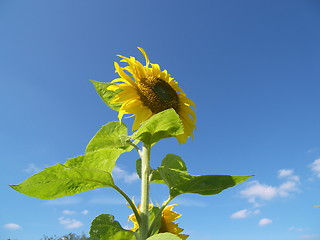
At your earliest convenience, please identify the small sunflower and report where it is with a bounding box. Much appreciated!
[158,204,189,240]
[128,204,189,240]
[108,47,196,144]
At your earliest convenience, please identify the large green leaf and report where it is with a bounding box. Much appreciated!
[89,214,135,240]
[158,167,253,198]
[150,154,188,184]
[149,154,253,198]
[91,80,122,111]
[132,109,184,146]
[86,121,132,153]
[10,121,134,200]
[9,164,114,200]
[65,148,123,172]
[147,233,181,240]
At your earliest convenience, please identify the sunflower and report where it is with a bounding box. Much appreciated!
[108,47,196,144]
[158,204,189,240]
[128,204,189,240]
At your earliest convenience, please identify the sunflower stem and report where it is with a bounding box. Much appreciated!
[139,144,151,240]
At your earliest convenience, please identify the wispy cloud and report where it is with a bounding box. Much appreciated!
[113,166,139,184]
[299,234,320,239]
[230,209,260,219]
[3,223,22,230]
[81,210,89,215]
[289,226,309,232]
[89,196,125,205]
[278,169,300,182]
[309,159,320,178]
[173,198,207,207]
[58,217,83,229]
[45,197,82,205]
[24,163,41,174]
[62,209,89,215]
[62,210,77,215]
[258,218,272,226]
[240,169,300,206]
[306,148,318,154]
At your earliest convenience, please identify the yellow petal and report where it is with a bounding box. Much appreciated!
[180,94,196,108]
[132,107,152,130]
[111,86,139,103]
[137,47,150,67]
[151,63,161,77]
[180,104,196,121]
[178,234,189,240]
[114,62,136,86]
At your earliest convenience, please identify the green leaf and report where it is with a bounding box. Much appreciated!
[161,154,187,171]
[91,80,122,111]
[9,164,114,199]
[150,154,253,198]
[150,154,187,184]
[86,121,132,153]
[158,167,253,198]
[90,214,135,240]
[132,109,184,146]
[147,233,181,240]
[65,148,122,172]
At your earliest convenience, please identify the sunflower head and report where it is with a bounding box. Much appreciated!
[109,47,196,144]
[128,204,189,240]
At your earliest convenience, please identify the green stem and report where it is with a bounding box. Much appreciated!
[113,185,141,225]
[147,196,173,237]
[139,144,151,240]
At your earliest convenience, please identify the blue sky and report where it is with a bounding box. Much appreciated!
[1,0,320,239]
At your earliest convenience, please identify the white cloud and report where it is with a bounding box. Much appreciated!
[278,169,300,182]
[81,210,89,215]
[230,209,250,219]
[24,163,41,174]
[289,226,308,232]
[89,197,125,205]
[45,197,82,205]
[58,217,83,229]
[240,181,277,205]
[277,181,299,197]
[258,218,272,226]
[310,159,320,178]
[3,223,22,230]
[62,210,77,215]
[174,198,207,207]
[230,209,260,219]
[278,169,293,178]
[307,148,318,154]
[240,169,300,206]
[299,234,320,239]
[113,166,139,184]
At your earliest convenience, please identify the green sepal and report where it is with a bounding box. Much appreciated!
[148,206,162,234]
[89,214,135,240]
[132,109,184,146]
[9,164,114,200]
[91,80,122,111]
[147,233,181,240]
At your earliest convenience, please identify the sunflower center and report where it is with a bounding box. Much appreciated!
[137,77,180,114]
